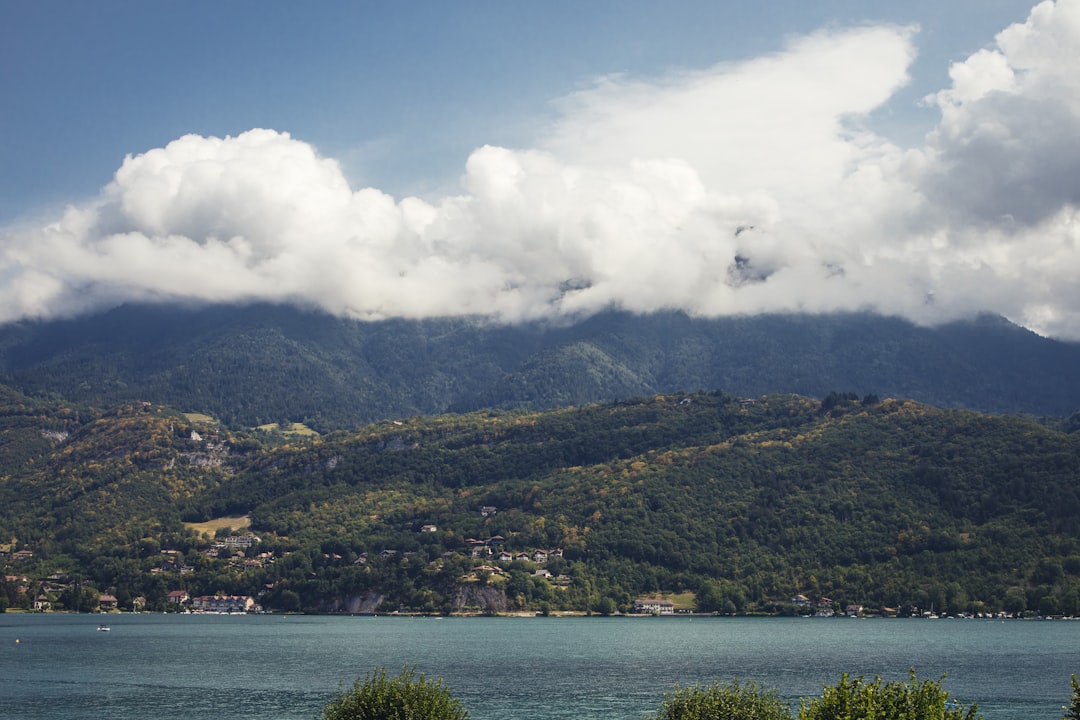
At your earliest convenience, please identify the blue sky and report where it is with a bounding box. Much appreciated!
[0,0,1036,217]
[3,1,1080,338]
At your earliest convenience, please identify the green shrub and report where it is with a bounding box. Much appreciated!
[651,679,793,720]
[1065,674,1080,720]
[319,666,468,720]
[797,671,980,720]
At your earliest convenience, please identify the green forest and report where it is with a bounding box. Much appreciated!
[3,382,1080,617]
[4,304,1080,431]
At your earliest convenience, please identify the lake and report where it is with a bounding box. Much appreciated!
[2,614,1078,719]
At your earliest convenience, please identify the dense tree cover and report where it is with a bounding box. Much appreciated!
[2,386,1080,616]
[3,304,1080,431]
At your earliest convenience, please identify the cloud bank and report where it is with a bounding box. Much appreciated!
[4,1,1080,337]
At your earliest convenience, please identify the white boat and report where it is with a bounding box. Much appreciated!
[96,623,111,632]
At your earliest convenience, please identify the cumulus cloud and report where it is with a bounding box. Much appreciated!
[3,1,1080,337]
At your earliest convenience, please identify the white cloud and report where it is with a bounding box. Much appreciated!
[3,1,1080,337]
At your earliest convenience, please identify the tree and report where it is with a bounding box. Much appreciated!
[595,596,617,616]
[798,672,981,720]
[651,680,792,720]
[319,666,468,720]
[1065,674,1080,720]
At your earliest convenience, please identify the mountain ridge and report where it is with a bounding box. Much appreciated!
[1,303,1078,431]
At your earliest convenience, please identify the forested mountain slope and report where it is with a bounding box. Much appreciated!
[1,304,1078,430]
[3,387,1079,616]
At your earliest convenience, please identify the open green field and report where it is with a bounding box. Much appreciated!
[184,515,251,537]
[256,421,319,436]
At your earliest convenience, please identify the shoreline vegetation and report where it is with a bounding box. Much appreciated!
[8,605,1080,621]
[321,667,1080,720]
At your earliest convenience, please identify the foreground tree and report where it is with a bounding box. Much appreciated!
[1065,674,1080,720]
[797,672,980,720]
[319,666,468,720]
[650,679,793,720]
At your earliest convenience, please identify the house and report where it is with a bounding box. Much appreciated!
[98,594,118,610]
[845,604,864,617]
[223,534,260,549]
[634,598,675,615]
[791,594,811,606]
[533,569,552,579]
[167,589,190,605]
[497,551,514,563]
[480,506,497,517]
[12,549,33,561]
[33,594,51,611]
[420,524,438,533]
[531,550,549,564]
[192,595,257,613]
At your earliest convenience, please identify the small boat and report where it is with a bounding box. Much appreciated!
[96,623,111,632]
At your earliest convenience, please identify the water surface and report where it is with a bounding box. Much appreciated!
[2,614,1076,719]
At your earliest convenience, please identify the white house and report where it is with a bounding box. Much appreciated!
[634,598,675,615]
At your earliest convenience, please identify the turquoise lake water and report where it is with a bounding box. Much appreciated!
[1,614,1077,719]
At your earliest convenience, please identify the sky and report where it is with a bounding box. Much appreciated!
[3,1,1080,338]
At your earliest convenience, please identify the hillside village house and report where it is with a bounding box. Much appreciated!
[98,594,118,610]
[167,589,190,605]
[223,534,260,549]
[192,595,257,613]
[634,597,675,615]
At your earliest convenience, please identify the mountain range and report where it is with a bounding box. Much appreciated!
[3,304,1080,615]
[1,303,1078,431]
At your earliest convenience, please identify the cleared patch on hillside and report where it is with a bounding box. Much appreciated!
[185,515,250,537]
[256,421,319,436]
[183,412,216,424]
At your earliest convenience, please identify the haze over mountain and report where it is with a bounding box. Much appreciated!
[3,2,1080,338]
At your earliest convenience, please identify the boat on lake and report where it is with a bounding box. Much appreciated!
[96,623,110,632]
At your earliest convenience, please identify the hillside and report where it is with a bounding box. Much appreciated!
[2,387,1079,617]
[1,304,1079,431]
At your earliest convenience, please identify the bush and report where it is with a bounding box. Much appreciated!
[319,666,468,720]
[651,679,793,720]
[1066,674,1080,720]
[797,671,980,720]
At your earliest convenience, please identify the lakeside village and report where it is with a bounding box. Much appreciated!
[0,514,1049,619]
